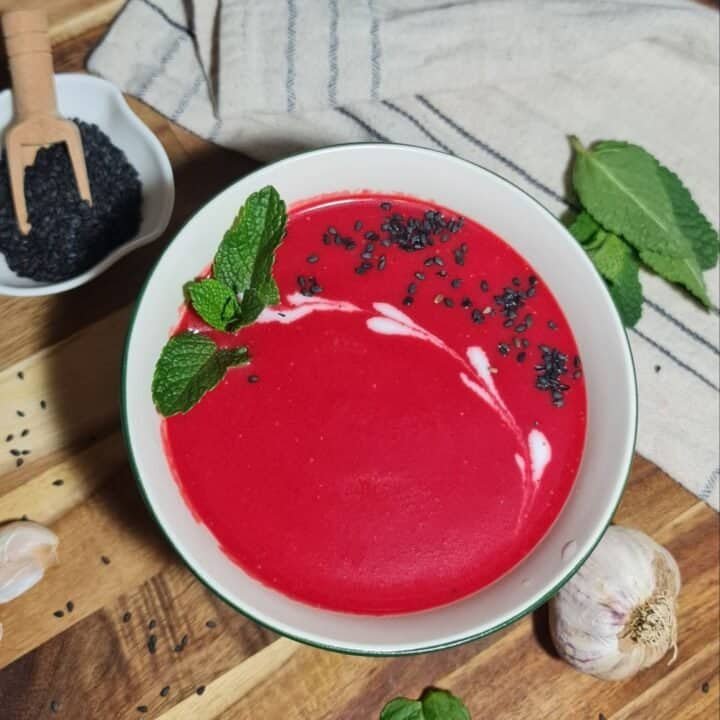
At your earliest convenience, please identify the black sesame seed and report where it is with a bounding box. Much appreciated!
[101,555,111,565]
[377,255,387,271]
[310,284,323,295]
[52,478,64,486]
[364,231,378,241]
[480,280,489,292]
[436,270,448,278]
[16,458,23,467]
[403,296,414,306]
[181,634,189,647]
[701,682,710,693]
[434,256,445,266]
[380,201,392,211]
[354,220,363,231]
[196,686,206,696]
[17,371,24,380]
[21,429,29,437]
[654,364,661,373]
[574,355,581,368]
[66,600,74,612]
[526,287,537,297]
[148,635,157,653]
[512,277,521,287]
[471,309,484,324]
[16,410,24,417]
[598,714,607,720]
[414,271,425,281]
[297,275,307,288]
[529,275,538,285]
[451,278,462,288]
[161,686,170,697]
[443,297,454,308]
[407,283,417,295]
[137,706,148,713]
[206,620,217,628]
[503,319,514,328]
[5,434,12,442]
[498,343,510,356]
[322,233,331,245]
[123,611,132,623]
[40,400,47,410]
[54,610,64,618]
[328,226,338,235]
[10,449,20,456]
[424,257,435,267]
[461,297,472,309]
[148,619,156,630]
[517,352,526,363]
[344,239,357,250]
[21,450,30,455]
[306,254,319,264]
[50,700,60,713]
[248,375,260,384]
[548,320,558,330]
[515,323,527,333]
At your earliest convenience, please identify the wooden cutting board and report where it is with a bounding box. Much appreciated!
[0,2,717,718]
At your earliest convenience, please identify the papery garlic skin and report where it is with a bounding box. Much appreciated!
[549,526,680,681]
[0,521,59,604]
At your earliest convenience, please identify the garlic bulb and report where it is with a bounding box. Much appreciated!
[549,525,680,681]
[0,521,59,605]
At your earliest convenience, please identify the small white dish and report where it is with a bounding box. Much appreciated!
[123,144,637,655]
[0,73,174,297]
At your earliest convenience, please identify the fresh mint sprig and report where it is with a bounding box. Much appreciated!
[152,186,287,416]
[567,137,718,326]
[380,688,471,720]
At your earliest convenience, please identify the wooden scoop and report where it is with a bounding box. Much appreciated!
[2,9,91,235]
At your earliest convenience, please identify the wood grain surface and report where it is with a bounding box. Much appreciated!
[0,2,718,718]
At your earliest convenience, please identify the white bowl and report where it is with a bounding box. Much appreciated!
[123,144,637,655]
[0,73,174,296]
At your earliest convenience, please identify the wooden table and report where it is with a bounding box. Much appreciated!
[0,2,717,718]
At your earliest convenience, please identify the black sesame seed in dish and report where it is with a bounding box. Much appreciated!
[0,120,142,282]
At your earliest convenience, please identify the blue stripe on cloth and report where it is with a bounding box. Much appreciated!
[415,94,570,207]
[631,327,719,392]
[286,0,297,112]
[699,468,719,501]
[135,34,187,100]
[137,0,194,38]
[644,298,719,355]
[171,74,205,122]
[336,107,390,141]
[368,0,381,101]
[328,0,339,105]
[380,99,454,153]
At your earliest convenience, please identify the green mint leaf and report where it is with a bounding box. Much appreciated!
[421,689,471,720]
[586,230,643,326]
[213,185,287,305]
[658,163,719,270]
[152,332,249,416]
[639,248,711,307]
[567,210,600,245]
[380,699,424,720]
[571,137,688,259]
[186,278,241,331]
[380,690,470,720]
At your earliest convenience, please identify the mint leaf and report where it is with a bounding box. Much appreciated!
[421,689,471,720]
[567,211,600,245]
[585,230,643,327]
[214,185,286,305]
[380,690,470,720]
[380,699,424,720]
[186,278,241,331]
[570,138,687,258]
[639,248,710,306]
[152,332,249,416]
[658,163,719,270]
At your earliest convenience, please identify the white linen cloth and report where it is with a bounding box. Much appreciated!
[88,0,720,509]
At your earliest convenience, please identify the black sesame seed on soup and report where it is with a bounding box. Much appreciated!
[0,120,142,282]
[163,193,587,615]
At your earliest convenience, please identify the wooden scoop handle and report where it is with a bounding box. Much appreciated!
[2,10,58,120]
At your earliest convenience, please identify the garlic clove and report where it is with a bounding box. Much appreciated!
[0,521,59,604]
[549,525,680,681]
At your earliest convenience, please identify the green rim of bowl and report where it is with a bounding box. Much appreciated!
[121,142,638,656]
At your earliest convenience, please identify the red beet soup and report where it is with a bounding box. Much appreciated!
[163,193,587,614]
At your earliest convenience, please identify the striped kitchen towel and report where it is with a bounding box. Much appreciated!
[88,0,720,509]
